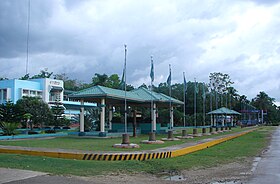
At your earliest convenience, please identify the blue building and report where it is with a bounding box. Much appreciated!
[0,78,96,117]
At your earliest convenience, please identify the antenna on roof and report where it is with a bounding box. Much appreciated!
[25,0,30,75]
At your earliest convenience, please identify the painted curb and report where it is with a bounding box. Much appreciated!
[0,129,254,161]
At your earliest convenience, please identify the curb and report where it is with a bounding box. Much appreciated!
[0,129,254,161]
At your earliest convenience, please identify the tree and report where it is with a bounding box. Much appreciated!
[19,73,30,80]
[0,101,20,135]
[251,91,279,124]
[0,77,8,80]
[92,73,108,86]
[0,101,20,123]
[31,69,53,79]
[51,100,65,126]
[54,73,82,91]
[252,91,274,111]
[209,72,233,108]
[16,97,53,128]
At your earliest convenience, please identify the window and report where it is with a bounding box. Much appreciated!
[30,90,36,96]
[49,91,61,102]
[3,89,7,100]
[23,89,29,96]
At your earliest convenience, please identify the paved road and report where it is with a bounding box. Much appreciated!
[247,126,280,184]
[0,168,93,184]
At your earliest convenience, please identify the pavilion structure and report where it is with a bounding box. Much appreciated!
[207,107,241,127]
[69,85,183,136]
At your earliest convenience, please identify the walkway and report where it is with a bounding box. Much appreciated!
[247,126,280,184]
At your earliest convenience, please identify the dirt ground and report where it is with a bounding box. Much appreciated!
[73,158,255,184]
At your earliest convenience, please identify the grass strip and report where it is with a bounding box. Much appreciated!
[0,126,275,176]
[0,127,245,152]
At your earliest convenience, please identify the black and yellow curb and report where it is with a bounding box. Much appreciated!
[0,129,254,161]
[82,152,172,161]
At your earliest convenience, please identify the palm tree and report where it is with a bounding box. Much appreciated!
[252,91,275,110]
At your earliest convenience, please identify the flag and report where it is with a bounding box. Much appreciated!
[183,72,187,93]
[167,64,171,86]
[119,67,125,90]
[119,45,127,90]
[150,56,154,82]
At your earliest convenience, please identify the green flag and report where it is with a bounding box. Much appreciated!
[150,56,154,82]
[183,72,187,93]
[167,65,171,86]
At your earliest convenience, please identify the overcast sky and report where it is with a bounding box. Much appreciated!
[1,0,280,103]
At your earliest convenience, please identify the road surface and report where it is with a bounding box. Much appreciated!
[247,126,280,184]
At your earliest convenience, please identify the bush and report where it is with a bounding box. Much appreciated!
[62,126,70,130]
[28,131,39,135]
[53,126,61,130]
[0,122,19,136]
[45,129,56,134]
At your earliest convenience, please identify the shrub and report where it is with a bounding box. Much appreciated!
[28,131,39,135]
[45,129,56,134]
[0,122,19,136]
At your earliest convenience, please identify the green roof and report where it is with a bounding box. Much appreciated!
[207,107,241,115]
[69,86,183,105]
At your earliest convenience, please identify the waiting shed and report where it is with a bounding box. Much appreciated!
[207,107,241,127]
[69,85,183,135]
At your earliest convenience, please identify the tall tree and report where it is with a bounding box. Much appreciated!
[209,72,233,108]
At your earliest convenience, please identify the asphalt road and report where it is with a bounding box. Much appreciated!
[247,126,280,184]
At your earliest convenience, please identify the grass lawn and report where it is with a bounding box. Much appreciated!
[0,127,245,151]
[0,126,275,176]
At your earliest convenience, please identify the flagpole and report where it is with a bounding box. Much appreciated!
[168,64,172,129]
[124,44,127,134]
[203,83,206,126]
[150,56,154,132]
[194,78,197,127]
[183,72,186,127]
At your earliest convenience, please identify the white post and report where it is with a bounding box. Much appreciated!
[80,99,84,132]
[231,116,234,126]
[214,115,216,127]
[100,98,105,132]
[109,105,113,130]
[152,103,157,131]
[171,106,174,128]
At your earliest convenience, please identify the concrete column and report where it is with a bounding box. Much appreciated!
[214,115,217,127]
[211,115,213,126]
[171,106,174,128]
[152,103,157,132]
[109,105,113,130]
[231,116,234,127]
[79,99,84,132]
[100,98,105,133]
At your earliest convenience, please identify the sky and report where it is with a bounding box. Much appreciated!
[1,0,280,104]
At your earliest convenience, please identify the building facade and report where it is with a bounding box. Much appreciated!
[0,78,95,117]
[0,78,63,105]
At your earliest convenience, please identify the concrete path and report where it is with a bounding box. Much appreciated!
[0,168,46,184]
[247,126,280,184]
[0,168,96,184]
